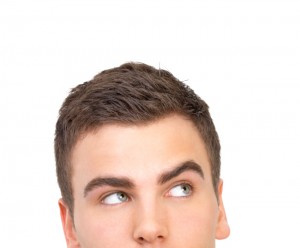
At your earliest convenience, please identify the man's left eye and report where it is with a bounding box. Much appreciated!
[168,183,192,197]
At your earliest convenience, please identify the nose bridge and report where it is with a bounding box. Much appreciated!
[133,193,168,243]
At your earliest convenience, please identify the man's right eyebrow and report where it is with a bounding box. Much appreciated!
[83,177,135,197]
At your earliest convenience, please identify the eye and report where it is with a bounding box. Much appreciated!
[168,183,192,197]
[102,192,129,205]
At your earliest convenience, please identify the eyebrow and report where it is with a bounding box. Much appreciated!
[83,160,204,197]
[84,177,134,197]
[158,160,205,184]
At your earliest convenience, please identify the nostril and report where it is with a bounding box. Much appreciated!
[138,235,163,243]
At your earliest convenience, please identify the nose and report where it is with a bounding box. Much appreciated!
[133,203,168,244]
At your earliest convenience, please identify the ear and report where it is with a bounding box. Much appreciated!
[58,199,80,248]
[215,179,230,240]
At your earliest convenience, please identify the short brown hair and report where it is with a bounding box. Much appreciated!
[55,62,221,215]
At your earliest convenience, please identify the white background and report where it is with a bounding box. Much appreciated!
[1,0,299,247]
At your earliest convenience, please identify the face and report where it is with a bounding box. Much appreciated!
[59,114,230,248]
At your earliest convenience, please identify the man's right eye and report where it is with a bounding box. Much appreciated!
[102,192,129,205]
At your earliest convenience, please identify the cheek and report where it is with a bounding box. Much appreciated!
[74,207,132,248]
[169,199,219,244]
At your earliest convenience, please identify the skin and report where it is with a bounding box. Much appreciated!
[59,114,230,248]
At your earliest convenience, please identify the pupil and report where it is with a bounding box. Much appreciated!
[118,193,125,200]
[182,185,189,192]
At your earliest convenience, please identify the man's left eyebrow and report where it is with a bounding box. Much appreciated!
[158,160,205,184]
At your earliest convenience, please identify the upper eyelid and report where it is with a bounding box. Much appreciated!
[173,182,193,189]
[167,180,194,189]
[162,169,202,188]
[165,181,194,194]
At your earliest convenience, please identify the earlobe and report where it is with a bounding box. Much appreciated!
[215,180,230,240]
[58,199,80,248]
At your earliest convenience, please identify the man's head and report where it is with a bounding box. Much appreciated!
[55,62,230,247]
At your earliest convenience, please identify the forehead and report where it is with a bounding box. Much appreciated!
[70,114,211,188]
